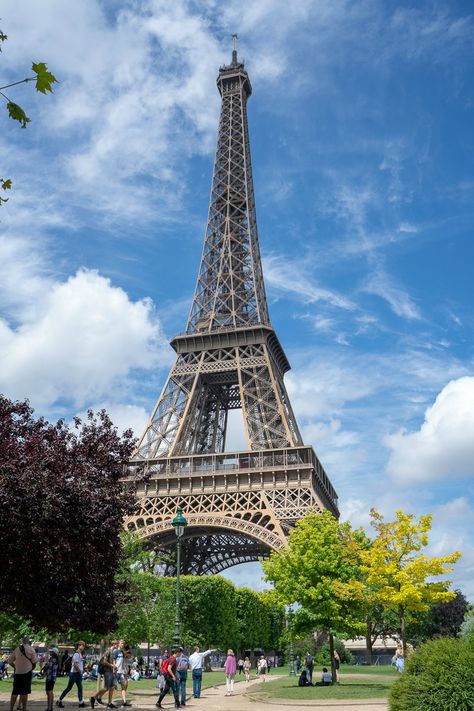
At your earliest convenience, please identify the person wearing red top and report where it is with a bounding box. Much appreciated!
[156,649,180,709]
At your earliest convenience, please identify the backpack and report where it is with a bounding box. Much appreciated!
[63,655,73,674]
[177,655,188,672]
[98,660,105,675]
[305,655,313,667]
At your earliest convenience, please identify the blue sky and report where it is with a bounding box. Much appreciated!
[1,1,473,599]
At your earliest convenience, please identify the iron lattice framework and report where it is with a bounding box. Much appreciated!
[126,42,339,573]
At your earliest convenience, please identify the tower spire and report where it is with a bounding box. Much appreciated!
[187,39,265,334]
[232,33,238,64]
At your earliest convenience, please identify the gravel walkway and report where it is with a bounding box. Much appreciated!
[0,676,389,711]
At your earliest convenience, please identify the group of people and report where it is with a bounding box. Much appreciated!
[235,655,270,682]
[154,644,215,708]
[4,638,134,711]
[4,639,283,711]
[296,650,341,687]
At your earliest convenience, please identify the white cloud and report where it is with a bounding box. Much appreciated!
[0,268,167,409]
[385,376,474,483]
[264,253,356,310]
[363,268,422,320]
[76,403,150,438]
[286,359,373,420]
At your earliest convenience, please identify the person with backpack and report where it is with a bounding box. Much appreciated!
[156,648,180,709]
[6,636,37,711]
[90,643,117,709]
[304,652,314,684]
[175,648,189,708]
[56,641,86,708]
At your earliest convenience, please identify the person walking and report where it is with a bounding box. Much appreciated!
[237,658,244,675]
[175,648,189,708]
[7,636,37,711]
[156,649,180,709]
[243,657,251,683]
[257,656,267,682]
[44,648,60,711]
[224,650,236,697]
[57,641,86,708]
[188,646,215,699]
[113,641,131,707]
[90,643,117,709]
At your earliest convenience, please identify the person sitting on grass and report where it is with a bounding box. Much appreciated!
[314,668,332,686]
[298,669,312,687]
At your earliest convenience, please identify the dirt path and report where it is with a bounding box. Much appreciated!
[0,675,389,711]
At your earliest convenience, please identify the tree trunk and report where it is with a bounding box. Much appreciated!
[329,633,336,685]
[400,606,406,657]
[365,621,374,665]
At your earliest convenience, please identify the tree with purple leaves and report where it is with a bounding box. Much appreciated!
[0,396,135,633]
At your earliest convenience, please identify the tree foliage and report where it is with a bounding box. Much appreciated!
[361,509,461,653]
[114,534,285,652]
[263,510,367,682]
[0,396,135,633]
[406,589,469,644]
[263,510,366,638]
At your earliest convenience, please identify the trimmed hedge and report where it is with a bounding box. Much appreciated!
[389,637,474,711]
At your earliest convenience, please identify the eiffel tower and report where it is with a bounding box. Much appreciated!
[126,38,339,574]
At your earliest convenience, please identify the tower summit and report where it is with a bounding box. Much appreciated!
[126,42,339,574]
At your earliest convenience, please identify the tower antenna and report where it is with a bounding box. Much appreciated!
[232,33,238,64]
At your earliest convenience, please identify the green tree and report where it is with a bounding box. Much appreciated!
[361,509,461,655]
[263,510,366,683]
[235,587,266,651]
[406,589,469,644]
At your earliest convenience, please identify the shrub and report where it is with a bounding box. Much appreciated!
[314,639,352,665]
[389,637,474,711]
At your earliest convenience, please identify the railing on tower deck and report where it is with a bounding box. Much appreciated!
[127,445,339,515]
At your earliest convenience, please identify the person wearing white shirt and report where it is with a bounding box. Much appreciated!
[7,636,37,711]
[57,641,86,708]
[320,668,332,685]
[188,647,215,699]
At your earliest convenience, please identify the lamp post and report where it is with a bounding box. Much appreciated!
[288,605,296,677]
[172,507,187,648]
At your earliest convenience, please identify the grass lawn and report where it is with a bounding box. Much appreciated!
[342,664,399,676]
[247,669,396,701]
